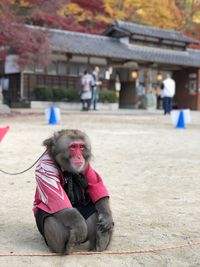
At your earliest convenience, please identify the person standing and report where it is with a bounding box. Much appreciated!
[161,73,176,115]
[80,70,93,111]
[91,66,102,110]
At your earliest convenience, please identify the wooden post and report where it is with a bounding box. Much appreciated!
[144,67,153,93]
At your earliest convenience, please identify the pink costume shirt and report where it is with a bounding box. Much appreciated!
[33,153,109,216]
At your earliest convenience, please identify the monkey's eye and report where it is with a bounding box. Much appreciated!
[69,143,85,151]
[79,144,85,151]
[69,144,76,150]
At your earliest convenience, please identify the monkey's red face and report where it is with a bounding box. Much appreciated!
[45,130,91,173]
[69,141,86,172]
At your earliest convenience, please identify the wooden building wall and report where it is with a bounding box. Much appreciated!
[173,68,199,110]
[23,74,81,99]
[119,81,137,108]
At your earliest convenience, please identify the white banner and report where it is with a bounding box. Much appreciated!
[5,55,20,74]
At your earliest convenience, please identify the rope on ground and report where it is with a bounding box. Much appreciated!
[0,150,47,175]
[1,241,200,256]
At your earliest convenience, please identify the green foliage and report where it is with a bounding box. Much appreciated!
[33,86,53,101]
[63,88,80,102]
[52,87,68,101]
[99,89,117,103]
[33,86,80,102]
[33,87,118,103]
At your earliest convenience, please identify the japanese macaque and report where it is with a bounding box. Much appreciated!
[33,129,114,254]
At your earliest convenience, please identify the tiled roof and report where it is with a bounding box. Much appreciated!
[105,20,199,44]
[49,28,200,68]
[50,30,133,59]
[126,43,200,67]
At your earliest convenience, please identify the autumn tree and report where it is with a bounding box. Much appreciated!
[0,0,199,66]
[102,0,137,23]
[72,0,108,32]
[102,0,184,30]
[58,0,108,33]
[61,0,185,32]
[175,0,200,48]
[0,0,68,66]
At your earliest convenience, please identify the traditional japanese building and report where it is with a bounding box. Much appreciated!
[1,20,200,110]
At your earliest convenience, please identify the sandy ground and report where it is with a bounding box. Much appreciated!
[0,108,200,267]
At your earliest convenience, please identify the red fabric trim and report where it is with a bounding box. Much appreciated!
[83,164,109,203]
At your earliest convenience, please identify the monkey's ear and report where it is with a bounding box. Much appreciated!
[43,136,55,149]
[43,132,61,155]
[43,132,60,147]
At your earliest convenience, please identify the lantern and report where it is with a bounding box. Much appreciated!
[157,72,163,81]
[131,70,138,79]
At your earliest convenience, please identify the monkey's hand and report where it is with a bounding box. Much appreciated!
[95,197,114,233]
[54,208,88,246]
[97,213,114,232]
[95,197,114,251]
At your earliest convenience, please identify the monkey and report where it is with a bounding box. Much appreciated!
[33,129,114,254]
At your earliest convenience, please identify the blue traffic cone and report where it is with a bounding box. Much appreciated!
[48,105,57,125]
[176,110,185,129]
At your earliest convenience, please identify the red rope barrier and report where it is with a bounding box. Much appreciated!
[1,241,200,256]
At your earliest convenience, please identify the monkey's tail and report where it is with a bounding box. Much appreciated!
[0,150,47,175]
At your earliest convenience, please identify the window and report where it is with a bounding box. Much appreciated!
[58,62,67,75]
[68,64,78,76]
[78,65,90,76]
[35,64,44,73]
[47,62,57,75]
[24,64,34,73]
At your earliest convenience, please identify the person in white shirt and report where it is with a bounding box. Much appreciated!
[161,73,176,115]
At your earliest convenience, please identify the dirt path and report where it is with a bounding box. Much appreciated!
[0,110,200,267]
